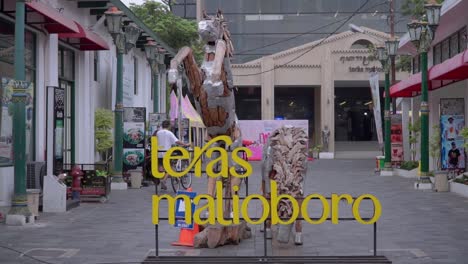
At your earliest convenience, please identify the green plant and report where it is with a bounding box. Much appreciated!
[95,108,114,161]
[313,145,322,153]
[461,127,468,150]
[408,118,421,162]
[96,170,108,177]
[400,160,419,170]
[430,124,441,170]
[453,175,468,185]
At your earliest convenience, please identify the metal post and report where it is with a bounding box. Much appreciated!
[112,51,124,183]
[384,71,392,169]
[177,78,182,140]
[153,73,159,113]
[373,222,377,256]
[8,0,31,218]
[390,0,397,114]
[420,51,429,175]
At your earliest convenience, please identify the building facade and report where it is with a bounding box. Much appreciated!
[390,0,468,171]
[170,0,410,64]
[232,27,410,157]
[0,0,172,207]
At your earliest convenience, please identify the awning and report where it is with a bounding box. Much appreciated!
[59,22,109,51]
[430,50,468,80]
[390,72,422,98]
[25,1,79,34]
[169,91,205,128]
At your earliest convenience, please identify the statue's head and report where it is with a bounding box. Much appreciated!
[198,10,224,43]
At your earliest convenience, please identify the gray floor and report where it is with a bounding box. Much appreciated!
[1,160,467,264]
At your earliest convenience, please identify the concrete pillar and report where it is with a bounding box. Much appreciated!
[401,98,411,161]
[35,34,46,162]
[320,48,335,153]
[196,0,204,22]
[314,87,321,146]
[261,56,275,120]
[45,35,59,176]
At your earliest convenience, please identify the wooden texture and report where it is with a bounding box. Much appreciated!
[194,222,252,248]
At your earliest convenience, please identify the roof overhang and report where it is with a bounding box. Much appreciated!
[59,22,110,51]
[25,1,80,34]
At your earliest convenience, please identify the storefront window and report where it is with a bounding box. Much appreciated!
[235,87,261,120]
[459,27,467,52]
[441,38,450,62]
[433,43,442,65]
[450,34,459,58]
[0,17,36,166]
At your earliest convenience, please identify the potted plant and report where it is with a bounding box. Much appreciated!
[312,145,322,159]
[430,124,443,184]
[395,160,419,178]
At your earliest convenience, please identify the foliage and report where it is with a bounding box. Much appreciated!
[95,108,114,161]
[130,1,203,63]
[408,118,421,162]
[96,170,108,177]
[396,55,412,73]
[430,124,441,170]
[453,175,468,185]
[402,0,445,20]
[461,127,468,150]
[400,160,419,170]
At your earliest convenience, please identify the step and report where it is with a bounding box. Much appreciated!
[142,256,392,263]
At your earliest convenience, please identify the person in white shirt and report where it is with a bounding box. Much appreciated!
[156,120,191,190]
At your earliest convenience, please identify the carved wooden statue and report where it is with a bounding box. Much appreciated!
[168,10,249,248]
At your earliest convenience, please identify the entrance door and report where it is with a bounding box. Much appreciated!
[59,80,73,165]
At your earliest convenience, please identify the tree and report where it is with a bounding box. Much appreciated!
[95,108,114,161]
[402,0,445,20]
[129,1,203,62]
[429,124,441,170]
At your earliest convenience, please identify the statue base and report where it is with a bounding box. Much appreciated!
[194,221,251,248]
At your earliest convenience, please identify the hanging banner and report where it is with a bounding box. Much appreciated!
[391,114,404,164]
[0,78,33,165]
[238,120,308,161]
[440,99,465,170]
[123,107,146,171]
[369,72,383,150]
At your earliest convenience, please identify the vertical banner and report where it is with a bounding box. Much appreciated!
[149,113,166,136]
[369,72,383,150]
[391,114,404,164]
[123,107,146,172]
[0,78,33,165]
[440,99,465,170]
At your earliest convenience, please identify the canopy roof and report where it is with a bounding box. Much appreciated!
[169,91,205,128]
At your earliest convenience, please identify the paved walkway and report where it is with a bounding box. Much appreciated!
[1,159,467,264]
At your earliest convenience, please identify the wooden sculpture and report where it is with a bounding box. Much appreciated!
[168,10,250,248]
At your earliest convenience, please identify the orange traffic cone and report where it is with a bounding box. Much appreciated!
[171,223,199,247]
[172,186,198,247]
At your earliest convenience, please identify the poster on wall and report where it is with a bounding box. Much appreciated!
[0,78,33,165]
[149,113,166,136]
[390,114,404,164]
[174,118,190,143]
[54,88,65,174]
[238,120,309,161]
[123,107,146,172]
[440,98,465,170]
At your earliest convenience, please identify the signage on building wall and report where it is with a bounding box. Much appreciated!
[53,88,65,175]
[339,54,383,73]
[238,120,309,161]
[390,114,404,164]
[440,99,465,170]
[0,78,33,165]
[123,107,146,172]
[149,113,166,136]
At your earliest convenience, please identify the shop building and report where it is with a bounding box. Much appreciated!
[0,0,173,208]
[232,27,409,158]
[390,0,468,171]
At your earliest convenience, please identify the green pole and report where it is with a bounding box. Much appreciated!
[384,70,392,169]
[9,0,31,216]
[420,51,429,175]
[112,51,124,183]
[153,73,159,113]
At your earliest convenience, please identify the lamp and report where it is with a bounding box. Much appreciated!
[425,0,442,39]
[104,7,123,37]
[385,37,400,57]
[407,20,423,46]
[376,45,387,65]
[124,23,141,51]
[144,40,158,62]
